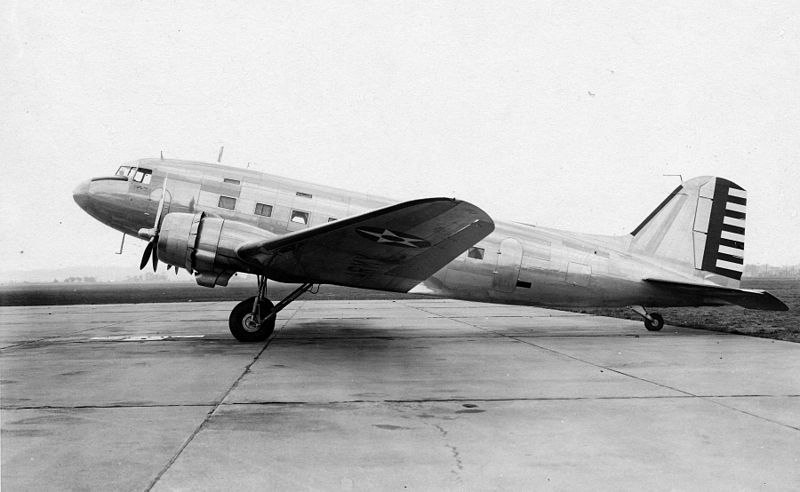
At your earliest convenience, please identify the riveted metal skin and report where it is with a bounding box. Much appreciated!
[156,212,272,286]
[73,159,788,314]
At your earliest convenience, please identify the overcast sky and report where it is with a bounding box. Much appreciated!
[2,1,799,277]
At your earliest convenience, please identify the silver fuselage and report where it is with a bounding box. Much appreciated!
[74,158,718,308]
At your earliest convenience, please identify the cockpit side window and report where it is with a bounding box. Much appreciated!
[133,168,152,184]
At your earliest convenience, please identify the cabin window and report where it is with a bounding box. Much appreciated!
[291,210,309,225]
[218,196,236,210]
[133,168,152,184]
[467,247,485,260]
[254,203,273,217]
[224,178,240,185]
[296,191,313,199]
[328,217,337,222]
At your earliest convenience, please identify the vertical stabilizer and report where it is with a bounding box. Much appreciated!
[629,177,746,287]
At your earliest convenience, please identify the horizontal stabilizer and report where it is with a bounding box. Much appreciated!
[644,278,788,311]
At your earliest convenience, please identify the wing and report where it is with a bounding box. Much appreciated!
[237,198,494,292]
[644,278,789,311]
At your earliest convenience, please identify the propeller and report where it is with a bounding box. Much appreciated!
[138,176,168,271]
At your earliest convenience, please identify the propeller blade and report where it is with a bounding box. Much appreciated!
[154,176,168,229]
[147,175,168,273]
[140,240,154,270]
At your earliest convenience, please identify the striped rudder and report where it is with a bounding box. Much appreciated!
[630,176,747,287]
[697,178,746,280]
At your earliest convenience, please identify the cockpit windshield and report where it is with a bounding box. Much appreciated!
[114,166,151,184]
[116,166,135,178]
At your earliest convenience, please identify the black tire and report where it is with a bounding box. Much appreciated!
[229,296,276,342]
[644,312,664,332]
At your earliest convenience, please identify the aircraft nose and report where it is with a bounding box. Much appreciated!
[72,180,91,210]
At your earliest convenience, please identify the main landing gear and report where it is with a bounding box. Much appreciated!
[630,305,665,332]
[228,276,314,342]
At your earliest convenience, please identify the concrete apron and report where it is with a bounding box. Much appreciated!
[1,299,798,490]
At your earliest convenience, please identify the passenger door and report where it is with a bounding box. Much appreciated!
[492,238,523,293]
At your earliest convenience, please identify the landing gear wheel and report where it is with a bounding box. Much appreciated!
[644,313,664,332]
[229,296,275,342]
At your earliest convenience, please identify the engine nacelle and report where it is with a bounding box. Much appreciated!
[157,212,274,287]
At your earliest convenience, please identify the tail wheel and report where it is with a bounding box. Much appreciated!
[644,313,664,332]
[229,296,276,342]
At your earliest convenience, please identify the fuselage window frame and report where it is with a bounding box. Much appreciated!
[291,210,310,225]
[224,178,241,185]
[467,247,485,260]
[254,202,273,217]
[218,195,237,210]
[133,168,152,184]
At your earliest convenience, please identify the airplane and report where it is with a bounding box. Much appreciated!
[73,157,788,342]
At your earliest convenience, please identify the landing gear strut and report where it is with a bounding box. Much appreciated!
[630,305,665,332]
[228,277,314,342]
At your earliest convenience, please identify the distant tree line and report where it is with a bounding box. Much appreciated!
[744,264,800,278]
[53,273,173,283]
[60,276,97,283]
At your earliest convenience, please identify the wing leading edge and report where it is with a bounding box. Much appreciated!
[644,278,789,311]
[237,198,494,292]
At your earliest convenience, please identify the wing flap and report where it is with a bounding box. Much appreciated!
[237,198,494,292]
[643,278,788,311]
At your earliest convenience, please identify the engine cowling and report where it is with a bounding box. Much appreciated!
[157,212,274,287]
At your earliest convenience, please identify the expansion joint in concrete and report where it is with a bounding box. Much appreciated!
[144,301,304,491]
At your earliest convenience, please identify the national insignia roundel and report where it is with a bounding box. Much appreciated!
[355,227,431,248]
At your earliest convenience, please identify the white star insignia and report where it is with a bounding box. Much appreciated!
[356,228,430,248]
